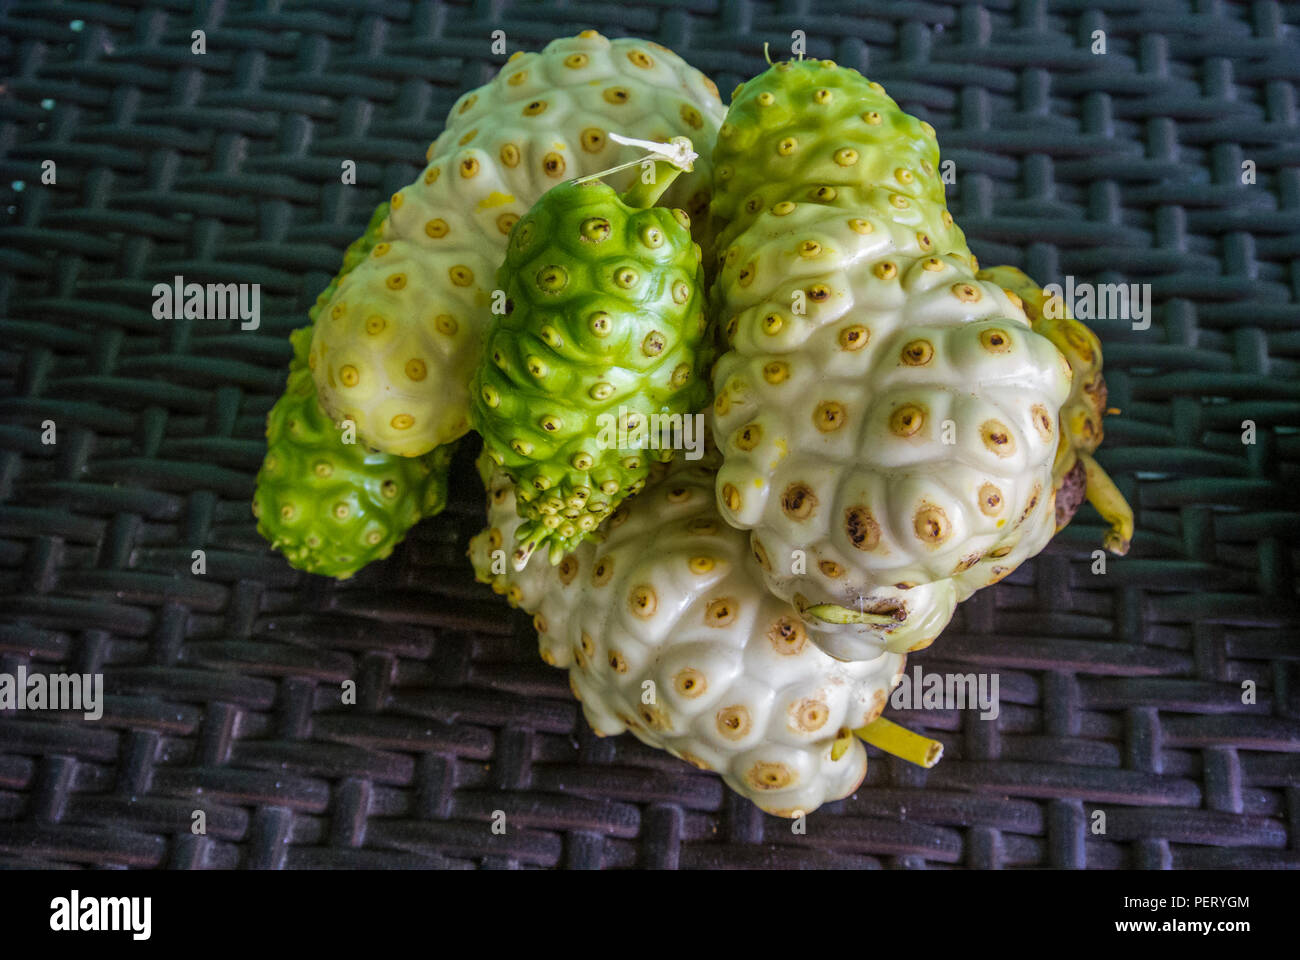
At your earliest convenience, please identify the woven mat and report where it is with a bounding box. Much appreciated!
[1,0,1298,870]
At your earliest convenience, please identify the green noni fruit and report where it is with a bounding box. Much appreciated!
[471,157,710,566]
[253,326,456,579]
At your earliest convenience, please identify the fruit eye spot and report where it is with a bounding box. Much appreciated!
[499,144,520,167]
[615,267,639,288]
[424,219,449,238]
[980,328,1011,352]
[459,157,480,178]
[953,283,982,302]
[777,137,798,156]
[901,340,934,365]
[757,92,775,106]
[448,266,473,286]
[981,420,1016,456]
[405,359,427,380]
[627,50,654,68]
[782,483,817,520]
[808,285,830,301]
[496,212,518,235]
[536,265,568,292]
[339,365,359,387]
[564,53,588,68]
[773,201,796,216]
[581,217,611,242]
[542,152,565,176]
[580,128,605,152]
[873,262,897,280]
[848,218,872,234]
[835,148,859,166]
[642,331,666,356]
[672,281,690,303]
[680,104,702,129]
[814,401,846,432]
[435,314,457,336]
[890,404,926,437]
[603,87,630,104]
[845,506,881,550]
[386,274,407,290]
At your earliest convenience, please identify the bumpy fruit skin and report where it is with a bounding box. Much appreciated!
[709,60,1073,661]
[310,32,725,458]
[977,265,1133,554]
[253,327,456,579]
[471,174,710,565]
[469,454,905,817]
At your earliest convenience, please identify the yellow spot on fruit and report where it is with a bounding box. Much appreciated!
[405,359,427,381]
[424,219,448,239]
[391,414,414,430]
[339,365,359,387]
[386,274,406,290]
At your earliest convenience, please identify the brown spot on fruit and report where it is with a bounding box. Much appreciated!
[980,328,1012,353]
[768,616,807,655]
[746,762,796,790]
[890,404,926,437]
[978,482,1004,516]
[782,483,818,520]
[953,282,981,302]
[558,555,579,585]
[608,651,628,673]
[752,536,772,571]
[705,598,737,627]
[914,504,951,545]
[790,698,829,732]
[818,559,844,578]
[629,585,657,618]
[734,423,762,451]
[716,705,751,740]
[1032,404,1055,441]
[580,128,606,152]
[981,420,1016,456]
[592,557,614,586]
[901,339,934,365]
[839,325,869,350]
[845,506,882,550]
[814,401,846,431]
[674,669,707,698]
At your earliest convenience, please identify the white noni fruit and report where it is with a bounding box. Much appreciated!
[469,453,906,817]
[709,58,1081,661]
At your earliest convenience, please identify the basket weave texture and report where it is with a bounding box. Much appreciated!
[0,0,1298,869]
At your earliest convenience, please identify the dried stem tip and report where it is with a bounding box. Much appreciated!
[855,717,943,768]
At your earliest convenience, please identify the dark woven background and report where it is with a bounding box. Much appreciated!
[0,0,1298,870]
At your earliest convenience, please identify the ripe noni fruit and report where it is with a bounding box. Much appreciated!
[469,453,906,817]
[709,59,1076,661]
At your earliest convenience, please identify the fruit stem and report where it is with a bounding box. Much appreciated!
[804,603,898,626]
[1080,451,1133,556]
[856,717,943,767]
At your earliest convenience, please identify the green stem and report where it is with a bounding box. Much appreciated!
[619,159,684,210]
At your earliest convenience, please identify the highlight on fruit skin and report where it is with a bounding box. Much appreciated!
[976,265,1133,556]
[252,326,457,579]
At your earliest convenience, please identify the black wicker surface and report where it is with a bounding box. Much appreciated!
[0,0,1298,869]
